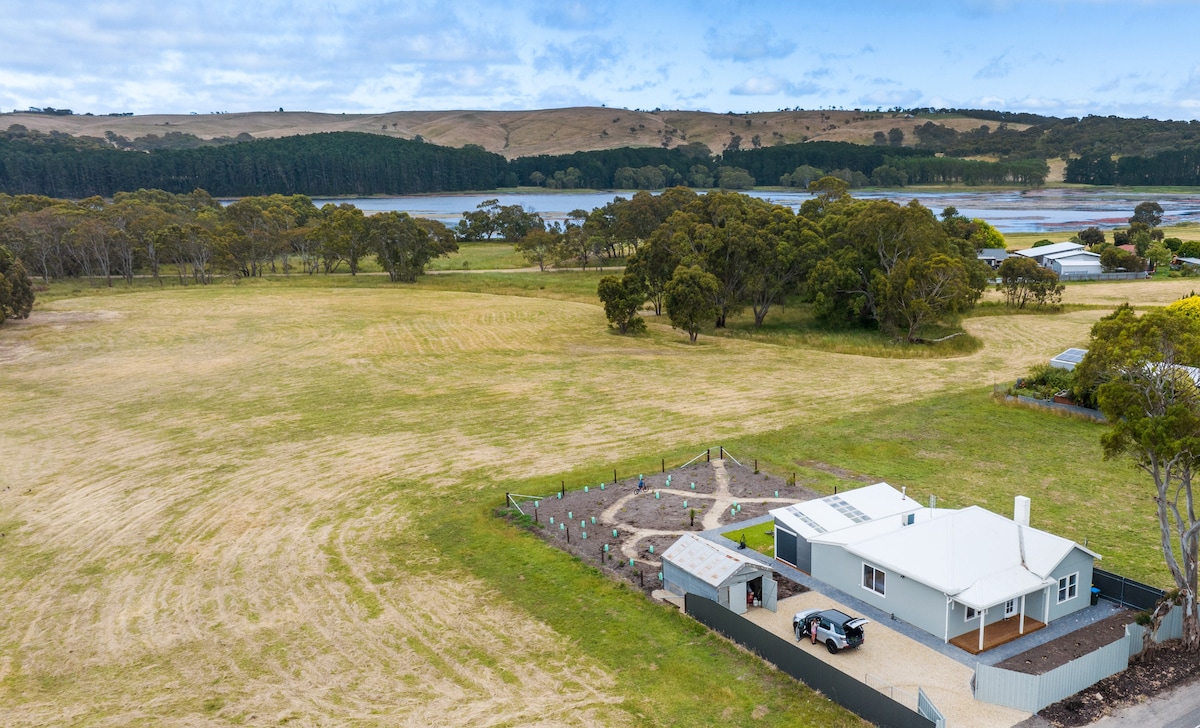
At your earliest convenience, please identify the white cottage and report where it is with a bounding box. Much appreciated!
[808,496,1100,651]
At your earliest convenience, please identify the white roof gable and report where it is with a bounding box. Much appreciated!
[1015,242,1084,258]
[1044,250,1100,262]
[827,505,1099,610]
[770,482,922,539]
[661,533,772,587]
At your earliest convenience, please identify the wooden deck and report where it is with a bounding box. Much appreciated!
[950,616,1046,654]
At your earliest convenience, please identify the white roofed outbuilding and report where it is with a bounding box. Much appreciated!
[661,533,779,614]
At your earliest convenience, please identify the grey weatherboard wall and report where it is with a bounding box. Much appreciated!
[810,543,1096,641]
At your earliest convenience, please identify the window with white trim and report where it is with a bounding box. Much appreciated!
[862,563,886,596]
[1057,573,1078,603]
[965,606,978,621]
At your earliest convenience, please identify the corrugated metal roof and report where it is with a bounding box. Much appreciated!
[770,482,922,539]
[1015,242,1083,258]
[661,533,772,588]
[829,506,1100,610]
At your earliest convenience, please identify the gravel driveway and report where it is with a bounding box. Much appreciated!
[743,592,1032,728]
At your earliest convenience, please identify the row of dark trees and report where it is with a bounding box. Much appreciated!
[0,189,457,287]
[598,180,995,342]
[0,125,1052,198]
[1066,148,1200,186]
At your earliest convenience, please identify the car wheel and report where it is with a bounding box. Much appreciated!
[826,639,838,654]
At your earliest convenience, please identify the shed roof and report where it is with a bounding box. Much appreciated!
[770,482,922,539]
[661,533,773,588]
[1015,242,1083,259]
[815,505,1100,610]
[1044,250,1100,262]
[1050,348,1088,370]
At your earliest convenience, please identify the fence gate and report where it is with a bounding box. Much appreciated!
[918,688,946,728]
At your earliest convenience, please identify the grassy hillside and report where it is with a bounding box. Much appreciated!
[1,107,1013,160]
[0,272,1187,724]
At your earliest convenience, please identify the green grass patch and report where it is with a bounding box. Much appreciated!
[709,301,982,358]
[417,502,864,727]
[426,242,528,271]
[723,525,776,556]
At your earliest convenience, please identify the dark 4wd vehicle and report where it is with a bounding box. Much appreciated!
[793,608,868,653]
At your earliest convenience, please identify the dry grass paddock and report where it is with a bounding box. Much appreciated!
[0,278,1175,724]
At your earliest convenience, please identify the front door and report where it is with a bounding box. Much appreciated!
[1004,599,1017,618]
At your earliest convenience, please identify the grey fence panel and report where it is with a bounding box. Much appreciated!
[1158,604,1184,641]
[1127,623,1146,659]
[685,594,934,728]
[917,688,945,728]
[976,637,1130,713]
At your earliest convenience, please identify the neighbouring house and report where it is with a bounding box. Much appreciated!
[1043,249,1103,277]
[807,496,1100,651]
[1014,242,1084,266]
[1048,347,1088,371]
[1176,256,1200,271]
[662,532,779,614]
[770,482,922,574]
[977,248,1011,269]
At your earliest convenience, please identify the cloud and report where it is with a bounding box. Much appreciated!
[533,84,607,108]
[527,0,611,29]
[730,75,820,96]
[1093,77,1120,93]
[975,52,1012,80]
[534,36,625,79]
[704,24,795,61]
[415,66,518,98]
[856,88,925,108]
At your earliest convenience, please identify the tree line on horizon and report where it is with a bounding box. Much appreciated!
[0,125,1050,199]
[0,189,458,289]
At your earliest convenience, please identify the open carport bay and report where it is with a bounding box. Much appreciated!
[744,593,1031,728]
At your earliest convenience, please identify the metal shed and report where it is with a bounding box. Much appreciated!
[661,533,778,614]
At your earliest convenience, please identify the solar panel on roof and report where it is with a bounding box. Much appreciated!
[826,495,870,523]
[1055,348,1087,363]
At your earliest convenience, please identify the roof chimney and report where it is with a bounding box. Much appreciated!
[1014,495,1031,527]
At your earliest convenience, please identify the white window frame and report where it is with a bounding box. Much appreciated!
[964,605,979,622]
[1057,572,1078,604]
[1004,599,1017,618]
[862,563,886,596]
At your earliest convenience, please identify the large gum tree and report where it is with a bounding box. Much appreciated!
[1077,304,1200,649]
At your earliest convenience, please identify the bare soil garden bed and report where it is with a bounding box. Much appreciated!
[996,611,1136,675]
[504,459,820,597]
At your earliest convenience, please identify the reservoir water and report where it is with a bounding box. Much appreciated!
[309,188,1200,234]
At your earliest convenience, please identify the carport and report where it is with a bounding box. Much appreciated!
[662,533,777,614]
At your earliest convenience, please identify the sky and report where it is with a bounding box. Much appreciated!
[3,0,1200,120]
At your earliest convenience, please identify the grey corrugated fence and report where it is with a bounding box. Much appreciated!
[974,605,1183,713]
[997,392,1107,422]
[917,688,945,728]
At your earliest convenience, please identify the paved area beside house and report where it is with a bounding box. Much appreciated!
[706,517,1128,669]
[743,592,1031,728]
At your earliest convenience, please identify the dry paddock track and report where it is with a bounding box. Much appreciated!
[0,281,1158,725]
